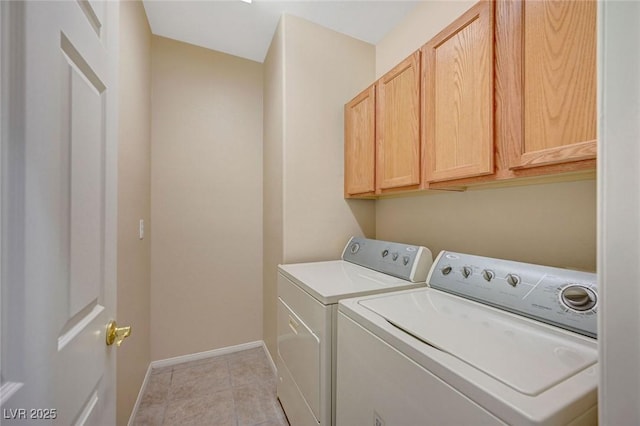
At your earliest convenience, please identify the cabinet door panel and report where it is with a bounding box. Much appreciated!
[376,51,421,191]
[507,0,597,169]
[423,1,494,183]
[344,86,375,197]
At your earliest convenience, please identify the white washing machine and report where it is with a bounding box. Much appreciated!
[277,237,433,426]
[337,251,598,426]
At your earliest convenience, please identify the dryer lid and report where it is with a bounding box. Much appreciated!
[359,289,598,396]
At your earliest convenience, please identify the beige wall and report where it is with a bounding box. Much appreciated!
[377,181,596,271]
[117,1,151,424]
[262,15,376,357]
[282,15,376,263]
[375,1,597,271]
[150,36,263,360]
[262,20,285,358]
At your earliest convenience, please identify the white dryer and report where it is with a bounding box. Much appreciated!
[276,237,433,426]
[337,251,598,426]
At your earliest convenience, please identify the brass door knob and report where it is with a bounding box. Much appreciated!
[106,320,132,347]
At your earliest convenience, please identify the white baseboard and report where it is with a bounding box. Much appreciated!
[261,341,277,375]
[149,340,264,369]
[127,364,152,426]
[127,340,268,425]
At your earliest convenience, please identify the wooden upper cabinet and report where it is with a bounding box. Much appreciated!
[344,85,376,197]
[422,1,494,184]
[498,0,597,170]
[376,51,421,193]
[344,0,597,197]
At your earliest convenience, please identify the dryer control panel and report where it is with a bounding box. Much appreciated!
[427,251,598,338]
[342,237,433,283]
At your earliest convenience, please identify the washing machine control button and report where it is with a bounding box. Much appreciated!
[461,266,472,278]
[482,269,495,282]
[506,274,520,287]
[402,256,410,266]
[561,285,597,311]
[392,252,399,261]
[441,266,452,275]
[381,249,389,258]
[350,243,360,254]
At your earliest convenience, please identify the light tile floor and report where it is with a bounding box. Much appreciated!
[133,347,289,426]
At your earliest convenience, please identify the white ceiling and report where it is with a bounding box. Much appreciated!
[142,1,421,63]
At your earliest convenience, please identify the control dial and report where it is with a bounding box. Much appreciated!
[441,266,452,275]
[461,266,472,279]
[506,274,520,287]
[350,243,360,254]
[561,285,597,311]
[482,269,495,282]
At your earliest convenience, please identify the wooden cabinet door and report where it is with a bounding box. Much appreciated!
[376,51,421,192]
[344,85,375,197]
[423,1,494,183]
[499,0,597,170]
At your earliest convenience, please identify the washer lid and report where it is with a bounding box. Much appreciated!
[279,260,424,305]
[359,289,598,396]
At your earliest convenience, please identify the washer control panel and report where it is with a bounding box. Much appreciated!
[428,251,597,338]
[342,237,433,283]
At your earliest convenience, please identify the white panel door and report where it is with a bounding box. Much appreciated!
[0,1,119,424]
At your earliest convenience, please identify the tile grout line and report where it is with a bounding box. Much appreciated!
[227,355,240,426]
[160,367,173,426]
[167,368,175,424]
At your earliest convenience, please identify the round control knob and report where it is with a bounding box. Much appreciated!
[392,252,399,261]
[381,249,389,258]
[561,285,597,311]
[441,266,452,275]
[461,266,472,278]
[350,243,360,254]
[506,274,520,287]
[402,256,410,266]
[482,269,495,282]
